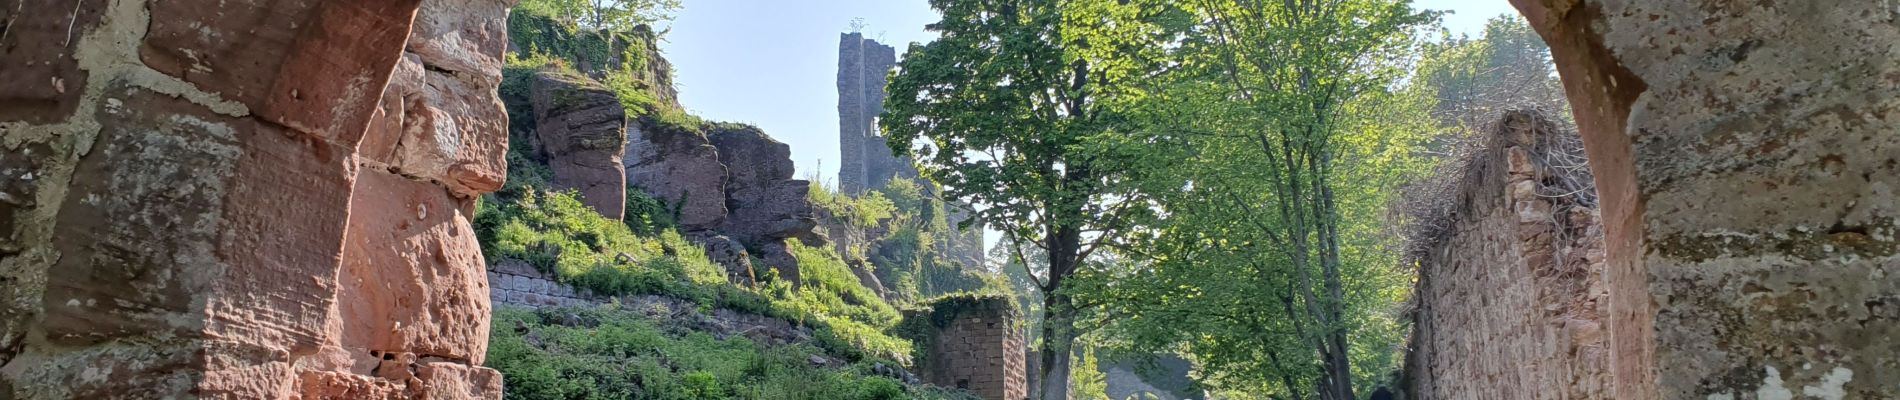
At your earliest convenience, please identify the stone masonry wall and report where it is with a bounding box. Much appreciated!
[1509,1,1900,397]
[914,297,1028,400]
[0,0,511,397]
[1405,111,1610,399]
[836,32,908,195]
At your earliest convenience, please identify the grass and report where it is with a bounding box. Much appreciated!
[475,188,917,364]
[489,306,982,400]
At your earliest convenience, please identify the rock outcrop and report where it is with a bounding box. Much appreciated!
[711,123,820,284]
[0,0,511,397]
[1403,110,1609,399]
[1509,1,1900,397]
[624,117,730,230]
[530,71,628,219]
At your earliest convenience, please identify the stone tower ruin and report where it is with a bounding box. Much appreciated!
[836,32,914,194]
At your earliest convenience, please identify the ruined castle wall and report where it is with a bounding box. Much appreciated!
[1509,1,1900,397]
[1406,111,1610,399]
[835,33,984,271]
[912,297,1028,400]
[836,33,905,195]
[0,0,510,397]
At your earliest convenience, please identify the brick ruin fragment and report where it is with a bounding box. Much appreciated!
[907,297,1029,400]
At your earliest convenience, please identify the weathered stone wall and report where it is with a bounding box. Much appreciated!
[1405,111,1610,399]
[0,0,510,397]
[836,32,906,195]
[489,260,603,309]
[1509,1,1900,397]
[834,32,984,274]
[912,297,1028,400]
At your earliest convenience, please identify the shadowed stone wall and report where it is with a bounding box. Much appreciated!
[1510,0,1900,397]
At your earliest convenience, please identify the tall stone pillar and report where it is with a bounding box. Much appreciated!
[837,32,899,194]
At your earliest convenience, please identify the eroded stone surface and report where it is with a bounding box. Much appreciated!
[0,0,510,397]
[624,118,728,230]
[710,123,817,284]
[1405,111,1609,399]
[335,170,493,366]
[361,0,513,197]
[1509,0,1900,397]
[530,71,628,219]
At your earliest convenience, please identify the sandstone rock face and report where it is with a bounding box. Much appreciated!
[1510,1,1900,397]
[711,124,819,284]
[530,72,628,219]
[1405,111,1609,399]
[691,232,759,284]
[625,119,729,231]
[0,0,510,397]
[362,0,513,198]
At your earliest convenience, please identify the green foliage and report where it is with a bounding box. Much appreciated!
[1416,15,1568,128]
[508,5,679,119]
[475,189,917,364]
[1072,348,1110,400]
[624,190,679,236]
[784,242,902,333]
[810,180,1004,304]
[886,2,1182,397]
[516,0,681,32]
[810,184,896,231]
[476,190,726,302]
[489,306,980,400]
[1076,0,1438,398]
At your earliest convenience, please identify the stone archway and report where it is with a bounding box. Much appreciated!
[1510,1,1900,398]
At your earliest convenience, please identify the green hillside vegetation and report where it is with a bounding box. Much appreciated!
[478,3,999,398]
[491,306,980,400]
[809,178,1005,304]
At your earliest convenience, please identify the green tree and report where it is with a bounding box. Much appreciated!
[518,0,682,31]
[880,1,1181,398]
[1416,15,1566,128]
[1084,0,1435,398]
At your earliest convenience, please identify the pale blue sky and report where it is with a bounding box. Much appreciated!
[660,0,1518,250]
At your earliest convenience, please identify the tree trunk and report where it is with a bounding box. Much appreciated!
[1036,289,1077,400]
